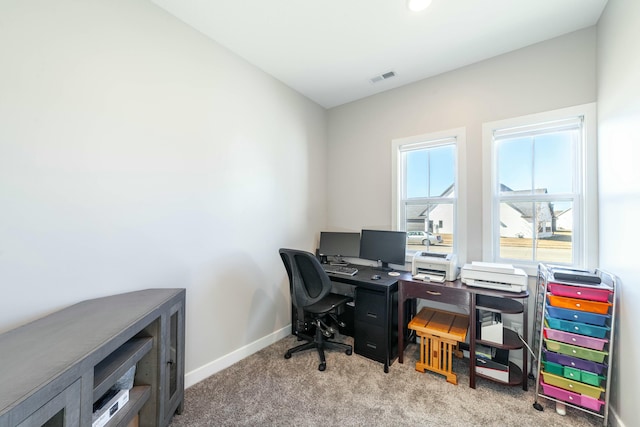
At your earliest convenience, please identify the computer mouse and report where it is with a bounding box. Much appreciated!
[371,275,381,280]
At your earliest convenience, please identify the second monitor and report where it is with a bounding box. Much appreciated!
[359,229,407,271]
[319,231,361,264]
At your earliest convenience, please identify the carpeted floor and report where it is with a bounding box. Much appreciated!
[169,335,604,426]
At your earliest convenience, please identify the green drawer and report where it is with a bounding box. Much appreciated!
[544,338,608,363]
[541,372,604,399]
[542,360,564,376]
[563,366,606,387]
[544,360,606,387]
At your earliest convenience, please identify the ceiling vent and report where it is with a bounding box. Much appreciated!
[370,70,396,84]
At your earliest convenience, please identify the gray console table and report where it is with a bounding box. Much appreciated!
[0,288,185,427]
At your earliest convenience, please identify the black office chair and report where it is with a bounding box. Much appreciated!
[279,248,353,371]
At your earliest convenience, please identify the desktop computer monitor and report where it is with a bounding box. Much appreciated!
[359,229,407,271]
[318,232,361,263]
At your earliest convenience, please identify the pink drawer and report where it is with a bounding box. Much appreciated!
[543,326,608,350]
[548,283,612,302]
[540,381,605,412]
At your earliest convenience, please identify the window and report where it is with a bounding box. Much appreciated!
[482,104,597,271]
[392,128,466,260]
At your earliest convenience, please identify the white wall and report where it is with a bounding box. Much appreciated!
[0,0,327,385]
[597,0,640,425]
[327,28,597,265]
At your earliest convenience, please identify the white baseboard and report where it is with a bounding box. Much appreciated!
[609,406,624,427]
[184,325,291,389]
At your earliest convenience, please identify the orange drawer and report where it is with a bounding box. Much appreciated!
[547,294,612,314]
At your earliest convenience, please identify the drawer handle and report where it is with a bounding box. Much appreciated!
[569,396,574,401]
[576,303,581,307]
[572,350,577,354]
[572,338,577,342]
[573,315,579,319]
[426,291,441,296]
[569,373,575,377]
[569,384,574,388]
[367,312,378,319]
[571,362,576,366]
[367,343,377,349]
[574,326,580,331]
[577,291,582,295]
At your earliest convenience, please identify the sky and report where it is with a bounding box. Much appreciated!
[405,130,577,199]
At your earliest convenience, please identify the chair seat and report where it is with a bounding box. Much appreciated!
[305,293,353,315]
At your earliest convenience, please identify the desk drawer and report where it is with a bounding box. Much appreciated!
[355,289,386,327]
[404,281,470,307]
[354,321,386,362]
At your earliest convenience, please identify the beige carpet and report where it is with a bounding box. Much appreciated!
[170,335,603,426]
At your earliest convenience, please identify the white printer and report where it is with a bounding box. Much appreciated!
[460,261,528,293]
[411,252,459,282]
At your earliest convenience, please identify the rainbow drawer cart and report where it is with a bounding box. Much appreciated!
[532,264,617,426]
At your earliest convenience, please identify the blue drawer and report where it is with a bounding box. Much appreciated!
[546,306,610,326]
[545,313,610,339]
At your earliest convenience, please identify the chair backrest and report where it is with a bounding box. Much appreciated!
[279,248,332,309]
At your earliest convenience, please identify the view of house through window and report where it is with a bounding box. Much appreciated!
[492,117,582,265]
[396,137,458,255]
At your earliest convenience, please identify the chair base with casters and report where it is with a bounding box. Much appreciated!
[284,293,353,371]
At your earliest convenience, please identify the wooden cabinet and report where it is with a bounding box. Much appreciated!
[0,289,185,427]
[533,264,616,426]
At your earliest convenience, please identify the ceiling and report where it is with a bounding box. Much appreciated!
[150,0,608,109]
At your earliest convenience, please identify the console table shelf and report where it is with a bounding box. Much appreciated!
[0,288,185,427]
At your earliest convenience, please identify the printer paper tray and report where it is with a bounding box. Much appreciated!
[412,273,445,283]
[462,278,525,293]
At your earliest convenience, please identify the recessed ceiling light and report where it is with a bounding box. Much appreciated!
[407,0,432,12]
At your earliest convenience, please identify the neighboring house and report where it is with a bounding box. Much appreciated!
[405,184,556,239]
[498,185,554,238]
[555,207,573,231]
[405,184,455,234]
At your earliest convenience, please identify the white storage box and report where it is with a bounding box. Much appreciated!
[92,388,129,427]
[481,321,503,344]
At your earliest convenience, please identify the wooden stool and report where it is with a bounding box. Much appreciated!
[408,307,469,385]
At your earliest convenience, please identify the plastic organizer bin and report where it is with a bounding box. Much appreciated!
[544,313,609,338]
[542,360,564,376]
[547,294,612,314]
[547,283,612,302]
[542,360,605,387]
[544,338,608,363]
[546,306,610,327]
[542,348,607,375]
[543,325,608,350]
[540,371,604,399]
[540,381,605,412]
[564,366,606,387]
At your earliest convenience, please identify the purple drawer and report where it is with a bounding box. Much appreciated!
[543,326,608,350]
[540,381,605,412]
[542,348,608,375]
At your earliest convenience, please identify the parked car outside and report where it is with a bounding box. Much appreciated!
[406,231,442,245]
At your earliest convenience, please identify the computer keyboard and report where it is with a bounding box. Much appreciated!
[323,264,358,276]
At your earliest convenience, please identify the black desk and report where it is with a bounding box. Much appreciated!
[398,278,529,389]
[325,265,413,373]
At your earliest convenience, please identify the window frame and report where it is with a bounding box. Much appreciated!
[391,127,467,263]
[482,103,598,274]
